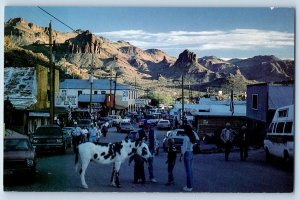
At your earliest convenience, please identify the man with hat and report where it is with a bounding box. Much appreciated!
[220,122,235,161]
[72,121,83,153]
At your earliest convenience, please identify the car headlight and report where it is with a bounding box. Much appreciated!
[32,139,38,143]
[56,139,63,143]
[26,159,34,167]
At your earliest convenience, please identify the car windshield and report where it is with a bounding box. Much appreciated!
[35,127,62,135]
[77,120,91,124]
[121,123,131,126]
[4,139,31,151]
[159,121,169,123]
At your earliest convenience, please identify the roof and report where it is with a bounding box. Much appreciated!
[60,79,134,90]
[5,130,29,139]
[172,98,246,117]
[268,86,294,110]
[4,67,37,109]
[78,94,105,103]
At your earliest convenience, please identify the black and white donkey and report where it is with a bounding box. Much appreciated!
[75,138,152,188]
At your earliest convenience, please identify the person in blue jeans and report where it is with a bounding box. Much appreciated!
[147,125,157,183]
[180,122,197,192]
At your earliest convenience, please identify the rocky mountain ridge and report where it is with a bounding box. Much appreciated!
[4,17,295,96]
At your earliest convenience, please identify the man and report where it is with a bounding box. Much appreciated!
[147,125,157,183]
[137,125,148,142]
[220,122,235,161]
[238,125,249,161]
[72,122,82,153]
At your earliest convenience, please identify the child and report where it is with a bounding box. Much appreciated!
[129,147,147,184]
[166,138,177,185]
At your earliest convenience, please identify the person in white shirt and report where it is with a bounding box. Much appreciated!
[220,122,235,161]
[179,121,197,192]
[89,123,99,143]
[72,122,82,153]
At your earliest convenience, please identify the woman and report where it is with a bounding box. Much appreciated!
[180,123,197,192]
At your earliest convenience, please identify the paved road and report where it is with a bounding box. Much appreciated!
[4,127,294,193]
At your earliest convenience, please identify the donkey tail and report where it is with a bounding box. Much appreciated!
[75,146,80,171]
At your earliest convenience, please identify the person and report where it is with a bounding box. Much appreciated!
[179,122,197,192]
[147,125,157,183]
[165,138,177,186]
[129,148,147,184]
[81,127,89,143]
[238,125,249,161]
[220,122,235,161]
[89,123,99,143]
[72,122,82,153]
[126,131,137,141]
[137,125,148,142]
[101,122,109,137]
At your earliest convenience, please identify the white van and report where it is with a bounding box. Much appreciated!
[264,105,294,162]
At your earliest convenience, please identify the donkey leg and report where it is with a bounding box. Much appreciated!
[114,162,121,187]
[110,165,116,186]
[80,159,90,189]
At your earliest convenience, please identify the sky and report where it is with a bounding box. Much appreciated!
[4,6,295,60]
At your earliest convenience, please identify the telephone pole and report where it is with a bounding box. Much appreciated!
[181,75,184,121]
[49,22,55,125]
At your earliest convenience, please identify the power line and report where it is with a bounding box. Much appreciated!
[37,6,78,33]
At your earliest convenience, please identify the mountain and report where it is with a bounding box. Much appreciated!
[4,17,295,99]
[228,55,295,82]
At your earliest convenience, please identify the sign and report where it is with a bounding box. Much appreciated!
[135,99,147,107]
[122,90,129,101]
[56,95,77,107]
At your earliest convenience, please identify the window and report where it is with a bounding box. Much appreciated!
[101,91,106,94]
[278,109,288,118]
[268,123,275,133]
[284,122,293,134]
[94,91,98,95]
[252,94,258,109]
[62,90,66,96]
[78,90,82,96]
[275,122,284,133]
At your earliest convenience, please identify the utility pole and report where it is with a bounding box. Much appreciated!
[109,65,112,115]
[49,21,55,125]
[89,55,94,115]
[113,73,117,111]
[181,75,184,122]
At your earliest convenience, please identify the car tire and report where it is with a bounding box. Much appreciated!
[28,169,36,183]
[60,143,66,154]
[265,148,272,162]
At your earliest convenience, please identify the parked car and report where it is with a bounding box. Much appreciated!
[108,115,123,126]
[61,127,74,147]
[156,119,171,130]
[117,122,135,133]
[264,104,294,163]
[162,128,201,154]
[31,125,67,153]
[77,119,92,129]
[4,131,37,182]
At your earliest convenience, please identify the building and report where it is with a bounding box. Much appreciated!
[190,98,247,136]
[56,79,138,114]
[4,66,59,134]
[246,83,294,146]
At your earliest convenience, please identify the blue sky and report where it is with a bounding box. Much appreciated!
[5,7,295,60]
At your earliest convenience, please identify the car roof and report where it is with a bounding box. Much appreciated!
[38,125,61,128]
[5,130,29,139]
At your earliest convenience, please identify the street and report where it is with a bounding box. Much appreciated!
[4,127,294,193]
